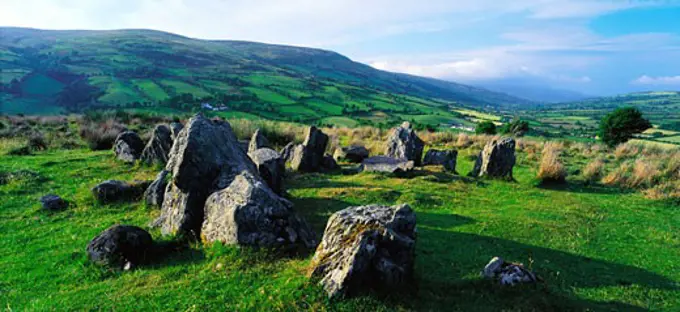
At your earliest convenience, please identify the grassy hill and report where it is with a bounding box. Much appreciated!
[0,27,530,128]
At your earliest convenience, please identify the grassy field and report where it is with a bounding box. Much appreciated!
[1,137,678,311]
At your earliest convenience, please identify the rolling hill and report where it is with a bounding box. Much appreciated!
[0,27,532,127]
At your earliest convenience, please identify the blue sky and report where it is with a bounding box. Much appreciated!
[2,0,680,95]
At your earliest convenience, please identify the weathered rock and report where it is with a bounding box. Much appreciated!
[322,154,341,171]
[469,138,516,180]
[202,171,315,249]
[113,131,144,163]
[87,225,153,270]
[334,145,369,163]
[423,149,458,172]
[280,142,296,162]
[92,180,151,203]
[290,126,329,172]
[40,194,68,211]
[385,122,424,166]
[144,170,169,208]
[249,148,285,195]
[140,125,173,165]
[309,204,416,298]
[482,257,537,286]
[169,122,184,139]
[248,129,271,153]
[159,114,258,238]
[361,156,414,174]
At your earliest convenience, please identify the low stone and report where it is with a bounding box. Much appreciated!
[40,194,68,211]
[87,225,153,269]
[309,204,416,298]
[144,170,169,208]
[322,154,341,171]
[469,138,516,180]
[385,122,424,166]
[92,180,151,204]
[482,256,537,286]
[361,156,414,174]
[333,145,369,163]
[248,129,271,153]
[290,126,329,172]
[423,149,458,172]
[140,125,173,165]
[249,148,285,195]
[113,131,145,163]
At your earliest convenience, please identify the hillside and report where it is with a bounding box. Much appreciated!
[0,27,531,127]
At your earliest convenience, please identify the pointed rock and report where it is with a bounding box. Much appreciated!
[290,126,329,172]
[113,131,144,163]
[140,125,173,165]
[469,138,516,180]
[385,122,424,166]
[248,129,271,153]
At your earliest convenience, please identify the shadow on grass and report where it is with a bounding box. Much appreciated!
[536,180,635,195]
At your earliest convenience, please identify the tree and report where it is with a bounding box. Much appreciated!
[500,118,530,136]
[475,121,497,135]
[599,107,651,147]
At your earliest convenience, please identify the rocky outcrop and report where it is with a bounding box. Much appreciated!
[202,171,315,249]
[309,204,417,299]
[248,129,271,153]
[40,194,68,211]
[249,148,285,195]
[334,145,369,163]
[113,131,144,163]
[290,126,329,172]
[361,156,414,174]
[92,180,150,203]
[87,225,153,270]
[423,149,458,172]
[144,170,169,208]
[469,138,516,180]
[385,122,424,166]
[140,125,173,165]
[482,257,538,286]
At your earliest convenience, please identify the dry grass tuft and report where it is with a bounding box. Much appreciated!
[582,158,606,181]
[537,142,567,183]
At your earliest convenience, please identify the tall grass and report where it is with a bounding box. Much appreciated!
[537,142,567,183]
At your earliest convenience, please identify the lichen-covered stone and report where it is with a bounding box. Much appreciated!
[144,170,169,208]
[249,148,285,195]
[140,125,173,165]
[87,225,153,270]
[469,138,516,180]
[482,257,537,286]
[280,142,296,162]
[423,149,458,172]
[333,145,369,163]
[113,131,144,163]
[169,122,184,140]
[290,126,329,172]
[309,204,416,299]
[385,122,424,166]
[361,156,414,174]
[248,129,271,153]
[201,171,315,249]
[92,180,150,203]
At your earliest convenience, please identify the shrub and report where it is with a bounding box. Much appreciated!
[537,142,567,183]
[614,143,641,159]
[500,118,530,136]
[28,133,48,151]
[79,119,126,150]
[475,121,497,135]
[582,159,605,181]
[643,181,680,201]
[599,107,651,147]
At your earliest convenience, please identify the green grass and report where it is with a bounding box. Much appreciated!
[21,74,64,96]
[132,79,170,101]
[243,87,296,105]
[159,80,211,98]
[320,116,359,127]
[1,144,678,311]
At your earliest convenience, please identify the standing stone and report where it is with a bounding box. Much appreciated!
[249,148,285,195]
[333,145,369,163]
[159,114,257,238]
[92,180,151,203]
[385,122,425,166]
[144,170,169,208]
[87,225,153,270]
[280,142,296,162]
[40,194,69,211]
[248,129,271,153]
[290,126,329,172]
[469,138,516,180]
[113,131,144,163]
[140,125,173,165]
[202,171,315,249]
[423,149,458,172]
[169,122,184,140]
[309,204,417,299]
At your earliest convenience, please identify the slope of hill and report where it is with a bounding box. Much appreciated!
[0,27,531,127]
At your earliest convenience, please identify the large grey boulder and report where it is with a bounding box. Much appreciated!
[159,114,257,238]
[248,129,271,153]
[334,145,369,163]
[249,148,285,195]
[144,170,169,208]
[290,126,329,172]
[309,204,417,299]
[87,225,153,270]
[113,131,144,163]
[40,194,68,211]
[140,125,173,165]
[469,138,516,180]
[385,122,424,166]
[92,180,150,203]
[202,171,315,249]
[361,156,414,174]
[423,149,458,172]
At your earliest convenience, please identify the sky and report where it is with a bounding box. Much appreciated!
[2,0,680,96]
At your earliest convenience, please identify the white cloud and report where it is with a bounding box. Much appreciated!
[632,75,680,86]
